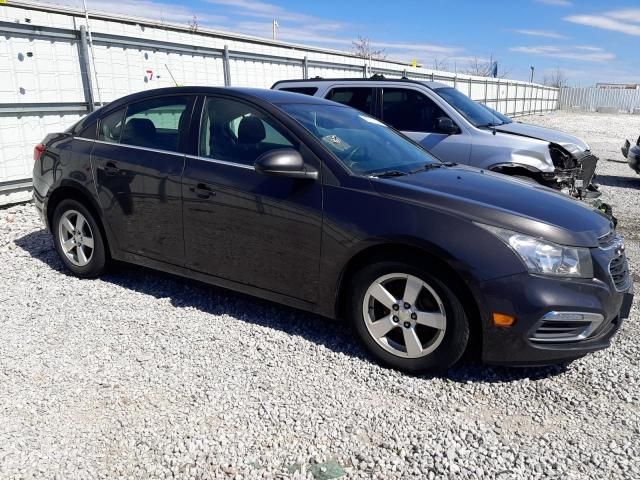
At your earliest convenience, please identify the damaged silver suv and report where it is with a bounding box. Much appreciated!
[273,78,600,201]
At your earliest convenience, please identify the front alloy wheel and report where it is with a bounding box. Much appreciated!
[351,261,469,373]
[363,273,447,358]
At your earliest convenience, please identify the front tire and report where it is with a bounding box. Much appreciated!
[52,199,107,278]
[349,261,469,374]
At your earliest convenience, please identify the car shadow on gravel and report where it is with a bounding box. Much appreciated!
[15,229,568,384]
[597,173,640,189]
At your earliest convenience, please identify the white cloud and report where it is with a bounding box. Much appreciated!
[534,0,572,6]
[566,10,640,36]
[510,45,615,62]
[32,0,227,25]
[512,29,569,39]
[32,0,463,65]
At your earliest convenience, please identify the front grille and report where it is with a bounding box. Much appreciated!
[529,312,604,343]
[609,253,630,292]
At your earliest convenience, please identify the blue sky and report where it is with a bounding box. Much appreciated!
[47,0,640,85]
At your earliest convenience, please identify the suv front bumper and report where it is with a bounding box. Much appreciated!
[476,272,633,366]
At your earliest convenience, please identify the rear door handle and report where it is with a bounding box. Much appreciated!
[190,182,215,199]
[104,161,120,175]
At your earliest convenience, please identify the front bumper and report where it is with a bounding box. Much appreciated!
[477,272,633,366]
[622,139,640,174]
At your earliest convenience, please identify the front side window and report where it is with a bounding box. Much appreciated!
[98,108,125,143]
[326,87,374,114]
[382,88,451,133]
[120,96,190,152]
[199,97,295,166]
[278,103,439,176]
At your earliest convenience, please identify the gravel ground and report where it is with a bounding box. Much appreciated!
[1,111,640,480]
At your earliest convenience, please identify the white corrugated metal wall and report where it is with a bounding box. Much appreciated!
[559,87,640,113]
[0,0,559,205]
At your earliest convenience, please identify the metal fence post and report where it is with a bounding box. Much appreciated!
[223,45,231,86]
[78,26,95,111]
[484,79,488,104]
[302,56,309,80]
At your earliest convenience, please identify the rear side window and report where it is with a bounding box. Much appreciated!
[326,87,373,114]
[121,96,190,152]
[98,108,126,143]
[280,87,318,96]
[78,121,97,140]
[382,88,451,133]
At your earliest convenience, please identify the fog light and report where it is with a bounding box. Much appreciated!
[493,313,516,327]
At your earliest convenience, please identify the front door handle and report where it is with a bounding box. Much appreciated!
[190,182,215,199]
[104,161,120,175]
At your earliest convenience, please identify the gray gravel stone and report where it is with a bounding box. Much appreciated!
[0,111,639,479]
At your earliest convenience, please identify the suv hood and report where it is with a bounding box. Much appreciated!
[495,122,589,156]
[372,165,610,247]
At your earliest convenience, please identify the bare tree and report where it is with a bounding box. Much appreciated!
[352,36,387,60]
[188,15,199,33]
[543,66,568,88]
[459,56,511,78]
[432,57,449,71]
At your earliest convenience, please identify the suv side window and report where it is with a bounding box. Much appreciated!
[382,88,452,133]
[199,96,296,166]
[326,87,374,114]
[120,96,190,152]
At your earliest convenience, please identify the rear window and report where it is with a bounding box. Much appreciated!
[280,87,318,96]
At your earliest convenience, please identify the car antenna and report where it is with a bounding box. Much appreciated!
[165,64,179,86]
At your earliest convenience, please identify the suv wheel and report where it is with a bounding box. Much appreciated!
[350,261,469,373]
[53,199,107,278]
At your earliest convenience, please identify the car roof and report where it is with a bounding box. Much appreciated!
[103,86,335,108]
[272,78,450,90]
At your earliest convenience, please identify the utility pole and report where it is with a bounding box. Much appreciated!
[81,0,102,107]
[530,66,535,83]
[272,19,279,40]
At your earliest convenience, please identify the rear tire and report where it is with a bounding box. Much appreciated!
[349,260,469,374]
[52,199,107,278]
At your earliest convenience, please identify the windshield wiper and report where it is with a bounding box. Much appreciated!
[371,162,456,178]
[370,170,408,178]
[409,162,456,174]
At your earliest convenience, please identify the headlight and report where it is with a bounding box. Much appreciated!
[479,225,593,278]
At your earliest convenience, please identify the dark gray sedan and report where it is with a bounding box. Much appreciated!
[32,87,633,373]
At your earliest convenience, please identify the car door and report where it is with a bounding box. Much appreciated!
[91,95,195,264]
[381,87,471,163]
[181,95,323,302]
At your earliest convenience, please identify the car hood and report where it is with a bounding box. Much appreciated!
[495,122,590,156]
[371,165,611,247]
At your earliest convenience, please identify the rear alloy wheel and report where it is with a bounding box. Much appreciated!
[351,261,469,373]
[53,199,107,278]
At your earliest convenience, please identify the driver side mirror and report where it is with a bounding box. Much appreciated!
[436,117,459,135]
[254,149,318,180]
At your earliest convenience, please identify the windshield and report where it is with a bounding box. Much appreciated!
[477,102,513,124]
[277,103,439,176]
[435,87,507,127]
